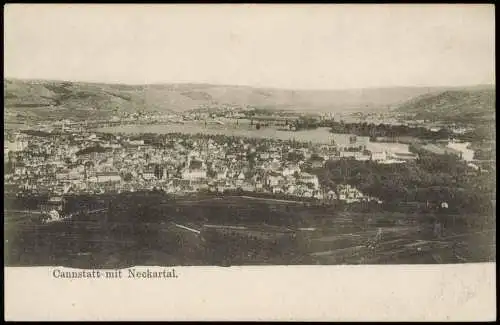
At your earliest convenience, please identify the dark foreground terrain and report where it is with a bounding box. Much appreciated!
[4,193,496,268]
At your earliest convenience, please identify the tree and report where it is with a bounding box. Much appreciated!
[207,168,217,179]
[154,165,164,179]
[287,151,305,162]
[123,173,133,182]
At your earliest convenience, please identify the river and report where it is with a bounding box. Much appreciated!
[96,123,413,153]
[97,123,348,143]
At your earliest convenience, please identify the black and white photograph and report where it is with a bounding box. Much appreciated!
[3,5,496,320]
[4,4,495,269]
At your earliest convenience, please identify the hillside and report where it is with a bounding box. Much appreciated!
[396,88,496,124]
[4,78,495,122]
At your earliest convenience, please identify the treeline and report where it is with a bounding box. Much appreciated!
[292,117,321,131]
[20,130,55,137]
[311,156,495,215]
[244,108,282,117]
[75,145,110,156]
[456,124,495,143]
[103,131,311,150]
[291,119,494,143]
[328,121,450,141]
[474,148,496,161]
[291,119,452,140]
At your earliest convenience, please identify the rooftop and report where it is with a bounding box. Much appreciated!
[96,171,120,176]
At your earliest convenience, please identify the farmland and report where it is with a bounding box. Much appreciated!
[4,193,495,267]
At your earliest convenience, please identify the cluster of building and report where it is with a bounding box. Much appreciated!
[6,109,482,204]
[4,129,382,204]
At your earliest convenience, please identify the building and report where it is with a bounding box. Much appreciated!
[5,134,28,153]
[371,151,387,162]
[355,152,371,161]
[379,159,405,165]
[282,164,301,177]
[333,134,369,152]
[297,172,319,190]
[14,163,27,176]
[181,159,207,180]
[41,196,65,212]
[337,184,364,202]
[340,151,357,159]
[326,190,338,200]
[128,139,144,146]
[143,168,156,180]
[309,156,325,169]
[141,164,164,180]
[95,172,121,183]
[215,167,228,180]
[4,140,11,160]
[250,116,291,127]
[265,172,282,187]
[390,152,418,161]
[55,171,69,181]
[446,141,475,162]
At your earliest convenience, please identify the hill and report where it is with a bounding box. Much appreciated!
[4,78,495,122]
[395,88,496,124]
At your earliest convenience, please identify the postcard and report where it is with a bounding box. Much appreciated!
[3,4,496,321]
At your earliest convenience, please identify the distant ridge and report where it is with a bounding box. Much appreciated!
[4,77,495,122]
[396,88,495,123]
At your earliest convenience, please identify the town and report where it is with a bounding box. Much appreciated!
[5,126,382,203]
[5,108,490,212]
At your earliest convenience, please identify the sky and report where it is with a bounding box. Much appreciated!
[4,4,496,90]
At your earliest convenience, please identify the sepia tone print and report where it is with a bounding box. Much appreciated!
[4,4,495,269]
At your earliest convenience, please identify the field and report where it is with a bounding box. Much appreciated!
[4,194,495,267]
